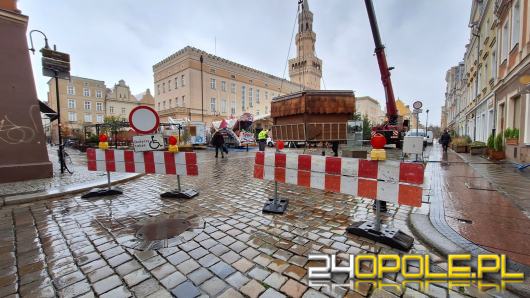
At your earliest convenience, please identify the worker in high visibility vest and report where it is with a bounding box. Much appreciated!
[258,129,268,151]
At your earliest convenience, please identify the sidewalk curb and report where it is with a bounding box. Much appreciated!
[1,173,143,206]
[409,213,530,297]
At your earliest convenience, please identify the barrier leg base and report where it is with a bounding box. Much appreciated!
[160,189,199,199]
[81,188,123,199]
[346,221,414,251]
[262,198,289,214]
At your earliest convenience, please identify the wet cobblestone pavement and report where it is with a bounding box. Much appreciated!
[0,148,522,297]
[0,146,132,197]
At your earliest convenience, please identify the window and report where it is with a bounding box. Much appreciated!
[84,101,91,110]
[157,102,160,110]
[68,112,77,122]
[511,0,520,48]
[221,98,227,113]
[231,100,236,115]
[241,86,246,110]
[163,100,166,109]
[96,102,103,111]
[181,75,185,86]
[256,109,260,116]
[491,51,497,81]
[231,83,236,94]
[175,77,178,89]
[84,114,92,123]
[83,88,90,97]
[162,83,165,93]
[265,106,269,114]
[175,97,179,107]
[256,89,260,104]
[249,87,253,107]
[83,82,88,87]
[501,20,509,60]
[210,97,216,112]
[265,91,269,100]
[182,95,185,106]
[96,90,102,98]
[210,78,216,89]
[121,108,126,115]
[157,84,160,95]
[67,85,74,95]
[169,98,172,107]
[110,106,114,114]
[168,79,171,91]
[221,81,226,92]
[68,99,76,109]
[96,114,103,123]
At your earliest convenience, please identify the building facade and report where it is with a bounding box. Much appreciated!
[105,80,154,121]
[443,0,530,162]
[355,96,385,125]
[288,0,322,90]
[47,76,154,143]
[152,46,301,124]
[47,76,106,142]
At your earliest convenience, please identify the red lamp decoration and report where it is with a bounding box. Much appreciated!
[168,135,179,153]
[370,133,387,160]
[98,134,109,150]
[277,140,284,150]
[370,133,386,149]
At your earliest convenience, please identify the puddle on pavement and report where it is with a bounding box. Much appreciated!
[120,212,205,251]
[465,179,495,191]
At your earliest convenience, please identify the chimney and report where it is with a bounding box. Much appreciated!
[0,0,20,13]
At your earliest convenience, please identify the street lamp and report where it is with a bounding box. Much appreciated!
[425,109,429,134]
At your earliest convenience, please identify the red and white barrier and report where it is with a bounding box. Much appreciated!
[253,152,424,207]
[86,148,198,176]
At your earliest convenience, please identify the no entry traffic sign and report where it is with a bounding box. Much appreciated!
[129,106,160,134]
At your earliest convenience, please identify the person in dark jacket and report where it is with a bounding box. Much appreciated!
[440,129,451,152]
[211,131,225,158]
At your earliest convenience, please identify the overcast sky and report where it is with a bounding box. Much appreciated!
[21,0,471,126]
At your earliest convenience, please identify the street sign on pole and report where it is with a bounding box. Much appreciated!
[413,108,422,114]
[132,134,165,152]
[41,48,70,79]
[413,101,423,110]
[129,106,160,134]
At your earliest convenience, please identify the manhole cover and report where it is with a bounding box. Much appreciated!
[120,213,205,251]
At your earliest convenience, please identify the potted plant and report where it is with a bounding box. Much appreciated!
[452,137,469,153]
[469,141,486,155]
[505,128,519,145]
[489,133,505,160]
[486,134,494,156]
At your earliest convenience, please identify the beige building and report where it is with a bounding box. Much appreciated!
[355,96,385,125]
[105,79,154,121]
[288,0,322,90]
[47,76,154,142]
[47,76,106,142]
[152,46,301,124]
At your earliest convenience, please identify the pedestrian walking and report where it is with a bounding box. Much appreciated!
[211,131,225,158]
[258,129,268,151]
[440,129,451,153]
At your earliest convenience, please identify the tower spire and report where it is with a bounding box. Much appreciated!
[289,0,322,90]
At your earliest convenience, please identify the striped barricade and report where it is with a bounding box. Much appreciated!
[253,151,425,250]
[82,148,199,199]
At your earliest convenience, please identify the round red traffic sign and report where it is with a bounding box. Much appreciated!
[412,101,423,109]
[129,106,160,134]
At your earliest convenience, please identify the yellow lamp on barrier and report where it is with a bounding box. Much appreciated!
[98,134,109,150]
[168,135,179,153]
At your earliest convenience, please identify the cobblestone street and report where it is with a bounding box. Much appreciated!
[1,147,525,297]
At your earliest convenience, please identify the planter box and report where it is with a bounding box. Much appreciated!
[489,150,505,160]
[470,147,486,155]
[454,145,469,153]
[506,138,519,146]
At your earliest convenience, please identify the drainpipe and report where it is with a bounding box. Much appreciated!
[200,55,204,123]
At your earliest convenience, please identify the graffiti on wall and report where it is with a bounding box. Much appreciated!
[0,104,39,145]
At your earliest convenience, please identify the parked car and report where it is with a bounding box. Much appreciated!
[406,129,427,147]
